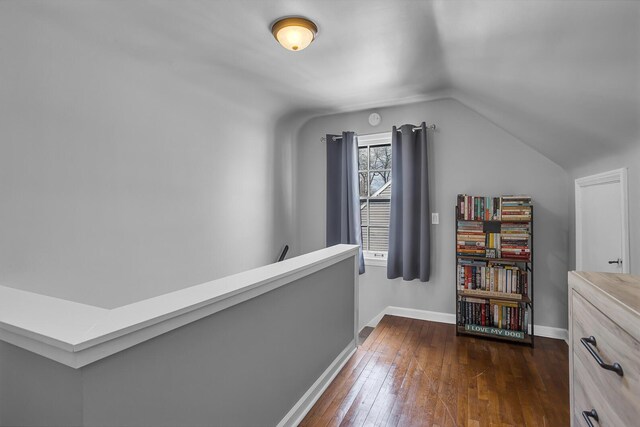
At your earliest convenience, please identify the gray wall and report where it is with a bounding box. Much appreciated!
[0,3,293,308]
[0,258,355,427]
[294,98,571,330]
[568,143,640,274]
[0,342,83,427]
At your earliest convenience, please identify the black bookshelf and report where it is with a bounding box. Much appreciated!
[454,196,534,347]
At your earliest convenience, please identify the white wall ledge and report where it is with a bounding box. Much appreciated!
[0,244,359,368]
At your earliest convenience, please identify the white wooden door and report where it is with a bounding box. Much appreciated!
[575,169,629,273]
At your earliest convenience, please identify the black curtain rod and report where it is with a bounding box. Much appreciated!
[321,124,436,142]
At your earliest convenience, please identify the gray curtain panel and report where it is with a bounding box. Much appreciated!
[387,123,431,281]
[326,131,365,274]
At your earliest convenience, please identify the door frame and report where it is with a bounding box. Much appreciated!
[575,168,629,273]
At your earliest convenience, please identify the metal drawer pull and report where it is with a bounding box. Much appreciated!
[582,409,598,427]
[580,336,624,376]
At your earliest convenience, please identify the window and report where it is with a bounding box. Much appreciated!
[358,133,392,265]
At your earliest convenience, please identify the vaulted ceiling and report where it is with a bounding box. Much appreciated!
[2,0,638,170]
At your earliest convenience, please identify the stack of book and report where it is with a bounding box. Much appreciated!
[457,194,533,221]
[500,222,531,261]
[457,261,528,295]
[457,259,488,289]
[485,232,501,258]
[456,194,501,220]
[457,297,529,335]
[456,221,485,256]
[500,195,532,221]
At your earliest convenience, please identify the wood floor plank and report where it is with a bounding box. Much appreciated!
[300,315,569,427]
[363,319,423,426]
[370,321,424,427]
[301,317,402,426]
[432,332,459,427]
[320,321,400,425]
[337,317,414,426]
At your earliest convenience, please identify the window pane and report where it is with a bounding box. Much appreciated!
[356,140,391,254]
[359,172,368,197]
[358,147,368,171]
[369,145,392,170]
[369,227,389,252]
[369,171,390,195]
[360,200,368,225]
[369,200,390,226]
[361,226,369,251]
[371,172,391,199]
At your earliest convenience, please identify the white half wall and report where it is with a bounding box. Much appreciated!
[294,98,571,330]
[0,253,358,427]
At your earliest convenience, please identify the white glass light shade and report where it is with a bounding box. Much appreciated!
[272,17,317,51]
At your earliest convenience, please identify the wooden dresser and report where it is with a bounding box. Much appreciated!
[568,271,640,427]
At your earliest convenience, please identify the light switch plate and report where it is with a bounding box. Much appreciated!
[431,213,439,224]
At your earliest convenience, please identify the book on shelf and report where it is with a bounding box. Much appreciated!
[457,194,501,221]
[456,220,486,256]
[457,297,529,336]
[456,261,528,295]
[456,194,532,221]
[458,289,523,301]
[456,195,532,261]
[500,195,532,221]
[499,221,531,260]
[486,232,500,257]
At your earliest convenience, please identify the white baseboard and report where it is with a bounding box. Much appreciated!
[365,311,386,328]
[366,306,568,343]
[277,340,356,427]
[384,306,456,325]
[534,324,569,343]
[366,306,456,328]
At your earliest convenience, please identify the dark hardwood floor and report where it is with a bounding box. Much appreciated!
[300,315,569,427]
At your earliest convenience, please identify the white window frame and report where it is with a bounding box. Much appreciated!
[358,132,392,267]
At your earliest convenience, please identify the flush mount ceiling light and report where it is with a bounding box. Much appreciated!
[271,17,318,51]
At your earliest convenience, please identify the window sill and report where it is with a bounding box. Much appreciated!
[364,253,387,268]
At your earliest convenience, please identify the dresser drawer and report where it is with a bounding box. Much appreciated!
[572,290,640,426]
[574,354,624,426]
